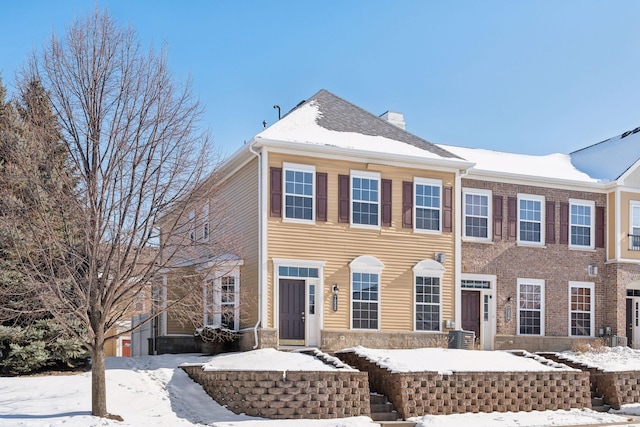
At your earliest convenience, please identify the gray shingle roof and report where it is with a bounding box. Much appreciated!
[284,89,461,160]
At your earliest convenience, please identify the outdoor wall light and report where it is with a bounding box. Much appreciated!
[588,264,598,277]
[332,284,339,293]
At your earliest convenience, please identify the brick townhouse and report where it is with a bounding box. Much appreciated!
[148,90,640,354]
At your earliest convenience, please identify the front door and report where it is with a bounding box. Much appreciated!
[627,297,640,348]
[279,279,305,345]
[461,290,481,346]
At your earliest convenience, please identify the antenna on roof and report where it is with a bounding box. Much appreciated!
[262,120,267,129]
[273,105,281,120]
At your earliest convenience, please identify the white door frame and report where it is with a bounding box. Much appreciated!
[273,258,325,347]
[460,274,496,350]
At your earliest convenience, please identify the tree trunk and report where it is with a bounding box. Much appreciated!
[91,333,108,417]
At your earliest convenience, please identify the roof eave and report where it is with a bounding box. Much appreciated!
[464,169,610,192]
[253,137,475,172]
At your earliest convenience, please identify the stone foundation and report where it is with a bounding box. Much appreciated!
[494,335,604,352]
[337,352,591,418]
[321,330,449,352]
[182,366,370,419]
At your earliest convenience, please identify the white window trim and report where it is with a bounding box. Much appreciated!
[413,260,445,332]
[462,188,492,242]
[350,170,381,230]
[568,281,595,338]
[630,201,640,250]
[517,194,545,247]
[202,202,210,242]
[188,210,196,242]
[516,278,545,336]
[203,266,241,331]
[349,255,383,331]
[414,177,442,234]
[282,162,316,224]
[568,199,595,250]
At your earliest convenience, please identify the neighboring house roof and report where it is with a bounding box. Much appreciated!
[437,143,601,185]
[256,89,464,163]
[570,127,640,181]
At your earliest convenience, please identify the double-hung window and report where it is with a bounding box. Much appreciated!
[517,279,544,335]
[569,199,594,249]
[569,282,594,337]
[350,256,383,330]
[221,276,237,330]
[283,163,315,222]
[188,210,196,242]
[415,178,441,232]
[631,202,640,250]
[463,188,491,241]
[351,171,380,227]
[202,202,210,241]
[415,276,440,331]
[518,194,545,245]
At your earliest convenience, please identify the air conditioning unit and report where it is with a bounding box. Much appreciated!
[609,335,627,347]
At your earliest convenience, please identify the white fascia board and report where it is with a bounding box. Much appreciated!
[252,137,475,174]
[616,158,640,183]
[462,169,611,193]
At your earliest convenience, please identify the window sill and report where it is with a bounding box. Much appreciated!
[516,242,546,248]
[282,217,316,225]
[462,237,493,244]
[350,223,381,231]
[568,246,596,252]
[414,228,443,235]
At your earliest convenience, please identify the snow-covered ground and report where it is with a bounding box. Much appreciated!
[557,345,640,372]
[340,346,571,374]
[1,349,640,427]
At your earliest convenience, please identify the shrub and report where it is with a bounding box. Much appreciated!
[0,319,89,375]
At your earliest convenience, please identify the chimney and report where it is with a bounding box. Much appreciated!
[379,111,406,130]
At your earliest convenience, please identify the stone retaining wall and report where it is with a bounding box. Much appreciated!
[595,371,640,409]
[338,352,591,418]
[538,352,640,409]
[182,365,370,419]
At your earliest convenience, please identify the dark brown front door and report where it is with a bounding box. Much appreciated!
[279,279,305,343]
[462,290,481,341]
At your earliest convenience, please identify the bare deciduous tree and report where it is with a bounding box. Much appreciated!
[6,10,239,418]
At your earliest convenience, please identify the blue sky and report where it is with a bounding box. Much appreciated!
[2,1,640,159]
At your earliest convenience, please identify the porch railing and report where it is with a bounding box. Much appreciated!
[629,234,640,251]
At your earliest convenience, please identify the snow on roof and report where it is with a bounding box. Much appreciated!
[257,90,463,163]
[201,348,353,372]
[570,128,640,181]
[438,144,601,183]
[340,346,574,374]
[556,346,640,372]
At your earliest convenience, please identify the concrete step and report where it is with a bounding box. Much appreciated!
[372,411,400,422]
[376,422,416,427]
[369,393,400,422]
[371,403,394,413]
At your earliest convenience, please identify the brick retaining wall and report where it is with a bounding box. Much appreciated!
[182,365,370,419]
[338,352,591,418]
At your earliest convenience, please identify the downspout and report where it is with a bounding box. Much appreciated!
[454,167,468,330]
[248,143,268,349]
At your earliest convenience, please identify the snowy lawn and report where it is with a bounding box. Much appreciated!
[557,345,640,372]
[340,346,572,374]
[0,349,638,426]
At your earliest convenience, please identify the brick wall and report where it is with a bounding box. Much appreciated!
[182,366,370,419]
[338,352,591,418]
[462,179,609,350]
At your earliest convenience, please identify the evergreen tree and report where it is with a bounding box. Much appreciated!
[0,76,88,373]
